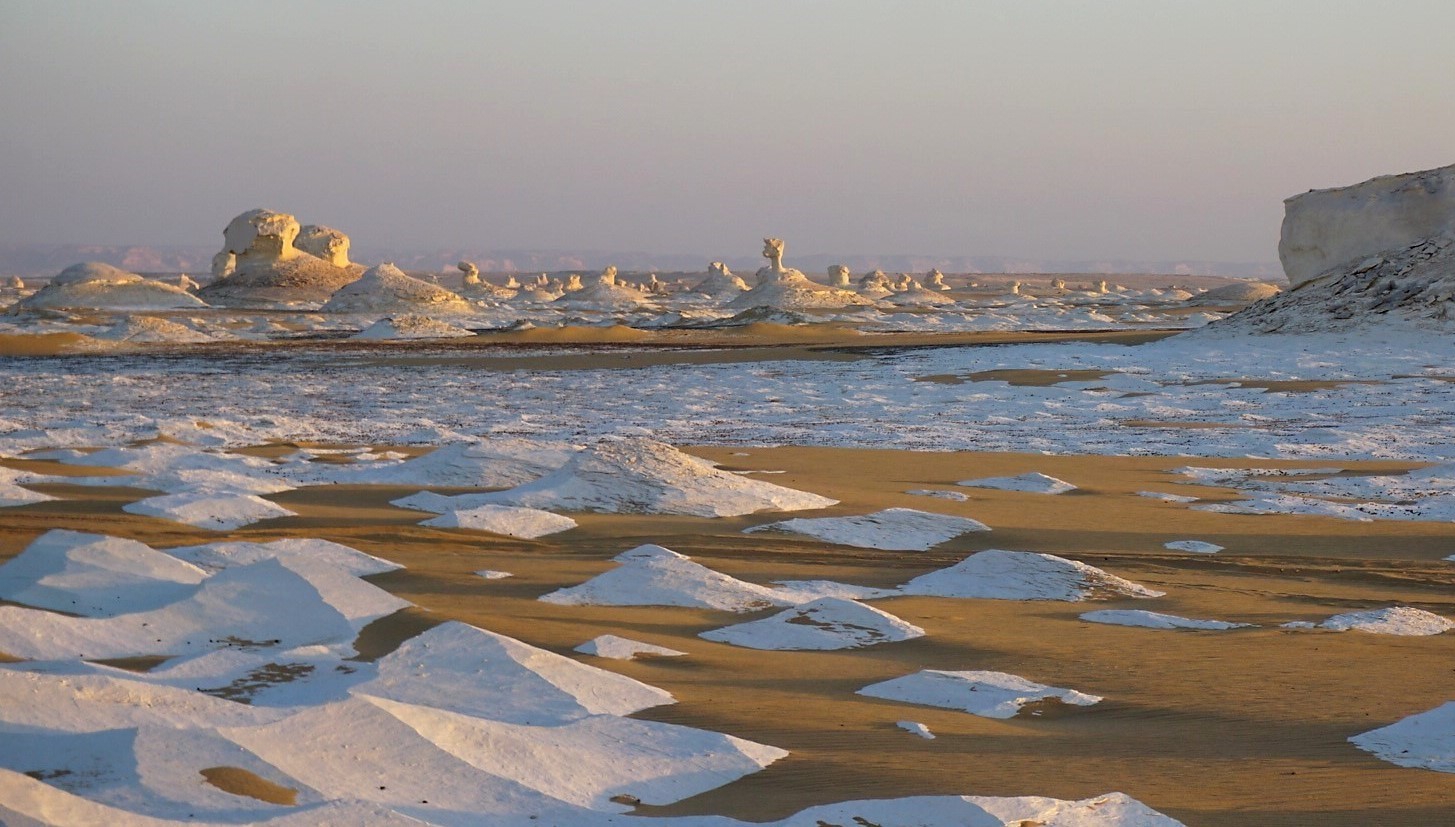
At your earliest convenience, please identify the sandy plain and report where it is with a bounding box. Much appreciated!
[4,431,1455,825]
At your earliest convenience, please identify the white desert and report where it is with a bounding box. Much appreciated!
[5,162,1455,827]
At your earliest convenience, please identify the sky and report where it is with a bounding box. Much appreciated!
[1,0,1452,263]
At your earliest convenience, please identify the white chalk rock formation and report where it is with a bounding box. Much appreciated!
[198,209,360,306]
[210,250,235,279]
[926,268,950,290]
[6,275,25,290]
[320,263,475,316]
[1351,700,1455,772]
[828,264,852,287]
[296,224,362,272]
[1280,163,1455,288]
[694,261,749,297]
[17,263,207,311]
[93,316,216,344]
[477,436,837,516]
[457,261,481,284]
[729,238,873,311]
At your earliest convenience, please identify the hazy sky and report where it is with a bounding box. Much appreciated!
[2,1,1451,262]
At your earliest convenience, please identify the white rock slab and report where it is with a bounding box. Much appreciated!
[353,621,674,723]
[745,508,989,551]
[1301,606,1454,635]
[575,634,685,660]
[1080,610,1250,631]
[1351,700,1455,772]
[123,492,296,531]
[422,504,577,538]
[476,569,513,580]
[967,792,1188,827]
[897,721,935,739]
[700,597,925,651]
[0,668,285,733]
[1138,491,1198,503]
[539,544,790,613]
[163,537,401,577]
[957,472,1076,494]
[0,480,55,507]
[906,489,970,502]
[476,437,838,517]
[1163,540,1223,554]
[0,529,206,616]
[858,669,1101,719]
[367,694,787,810]
[0,558,356,659]
[899,549,1164,601]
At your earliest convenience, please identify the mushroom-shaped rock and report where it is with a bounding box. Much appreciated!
[886,279,955,306]
[457,261,481,284]
[17,263,207,311]
[296,224,360,271]
[197,209,360,307]
[320,263,476,316]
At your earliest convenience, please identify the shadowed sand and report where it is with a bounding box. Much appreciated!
[2,447,1454,825]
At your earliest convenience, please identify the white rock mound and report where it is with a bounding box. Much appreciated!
[476,437,837,517]
[1351,700,1455,772]
[17,263,207,311]
[539,544,790,612]
[321,263,475,316]
[1081,610,1250,630]
[0,529,206,616]
[694,261,749,297]
[554,265,653,309]
[574,634,686,660]
[1280,163,1455,287]
[1301,606,1453,635]
[958,472,1076,494]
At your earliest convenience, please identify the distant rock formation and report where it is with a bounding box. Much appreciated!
[554,265,652,309]
[1280,164,1455,287]
[857,270,893,298]
[926,269,949,290]
[17,263,207,311]
[197,209,360,307]
[694,262,748,297]
[828,264,851,288]
[729,239,872,311]
[457,261,481,284]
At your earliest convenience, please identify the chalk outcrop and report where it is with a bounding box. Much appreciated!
[198,209,360,306]
[17,262,207,311]
[828,264,852,288]
[1280,164,1455,287]
[320,263,476,316]
[555,265,652,309]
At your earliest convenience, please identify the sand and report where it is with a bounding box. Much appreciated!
[3,444,1455,825]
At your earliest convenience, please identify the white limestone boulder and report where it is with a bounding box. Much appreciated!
[18,263,207,311]
[320,263,475,316]
[198,209,360,306]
